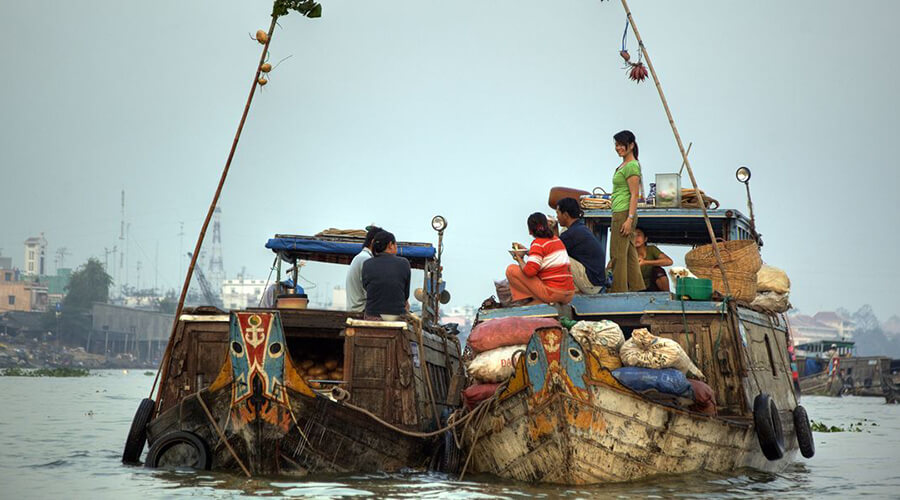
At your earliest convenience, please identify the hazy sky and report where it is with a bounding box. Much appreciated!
[1,1,898,317]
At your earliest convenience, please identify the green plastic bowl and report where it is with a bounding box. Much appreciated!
[675,277,713,301]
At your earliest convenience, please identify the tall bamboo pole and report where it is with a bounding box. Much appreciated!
[619,0,732,296]
[149,15,280,407]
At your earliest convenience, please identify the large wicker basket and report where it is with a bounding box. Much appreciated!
[685,240,762,303]
[688,266,758,303]
[685,240,761,272]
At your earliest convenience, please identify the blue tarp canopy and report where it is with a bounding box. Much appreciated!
[266,234,435,269]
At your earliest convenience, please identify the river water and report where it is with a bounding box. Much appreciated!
[0,370,897,499]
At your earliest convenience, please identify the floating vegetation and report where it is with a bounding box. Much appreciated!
[144,371,155,376]
[0,367,90,377]
[810,418,876,433]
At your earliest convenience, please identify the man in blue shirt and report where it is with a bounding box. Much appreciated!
[555,197,605,294]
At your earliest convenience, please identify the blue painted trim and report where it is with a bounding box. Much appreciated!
[570,292,724,316]
[477,304,559,321]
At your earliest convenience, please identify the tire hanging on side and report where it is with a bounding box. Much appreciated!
[122,398,155,464]
[753,393,785,461]
[792,405,815,458]
[144,431,211,470]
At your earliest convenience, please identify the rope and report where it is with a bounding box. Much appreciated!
[257,255,279,307]
[195,392,251,478]
[621,17,630,51]
[336,397,483,438]
[409,314,442,430]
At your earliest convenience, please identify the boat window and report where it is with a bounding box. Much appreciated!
[763,334,777,377]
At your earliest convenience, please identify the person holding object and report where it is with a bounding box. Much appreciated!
[505,212,575,305]
[634,227,673,292]
[608,130,645,292]
[555,197,605,294]
[345,225,382,312]
[362,230,411,320]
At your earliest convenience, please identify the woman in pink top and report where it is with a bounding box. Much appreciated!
[505,213,576,306]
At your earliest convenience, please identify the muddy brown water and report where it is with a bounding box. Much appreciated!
[0,370,897,499]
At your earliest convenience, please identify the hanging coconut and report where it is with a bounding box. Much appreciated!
[258,76,268,86]
[255,29,269,44]
[260,63,272,73]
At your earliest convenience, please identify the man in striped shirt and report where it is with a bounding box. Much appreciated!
[505,212,576,305]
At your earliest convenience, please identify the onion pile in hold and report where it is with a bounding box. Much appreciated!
[628,62,648,83]
[255,29,269,44]
[296,357,343,389]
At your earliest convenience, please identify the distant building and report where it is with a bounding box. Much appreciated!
[40,267,72,307]
[0,265,48,313]
[23,235,47,277]
[90,303,174,361]
[221,277,268,310]
[789,310,855,345]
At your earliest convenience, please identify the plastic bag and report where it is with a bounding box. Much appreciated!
[465,345,524,383]
[493,279,513,305]
[619,328,705,379]
[757,265,790,294]
[611,367,692,396]
[468,317,560,353]
[570,320,624,371]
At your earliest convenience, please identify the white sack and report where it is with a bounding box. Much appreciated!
[751,291,791,312]
[466,344,525,383]
[757,265,790,294]
[620,328,705,379]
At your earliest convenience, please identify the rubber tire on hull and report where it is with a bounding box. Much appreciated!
[753,393,785,461]
[439,430,461,474]
[792,405,815,458]
[145,431,211,470]
[122,398,155,464]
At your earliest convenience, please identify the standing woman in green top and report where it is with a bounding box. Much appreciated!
[608,130,645,292]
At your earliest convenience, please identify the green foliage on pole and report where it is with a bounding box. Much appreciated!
[272,0,323,18]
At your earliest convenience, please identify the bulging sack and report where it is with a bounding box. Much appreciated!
[462,383,502,409]
[751,291,791,312]
[570,320,625,371]
[468,317,560,353]
[466,344,525,383]
[612,367,692,396]
[757,265,790,294]
[619,328,705,379]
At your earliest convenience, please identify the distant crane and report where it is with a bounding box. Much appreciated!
[187,252,223,309]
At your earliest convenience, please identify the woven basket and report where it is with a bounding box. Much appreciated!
[689,266,758,303]
[685,240,761,273]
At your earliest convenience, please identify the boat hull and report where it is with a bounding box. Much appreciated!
[465,383,797,484]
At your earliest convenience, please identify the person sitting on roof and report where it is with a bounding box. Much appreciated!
[345,225,382,312]
[362,231,411,320]
[506,212,576,306]
[554,197,605,294]
[634,227,673,292]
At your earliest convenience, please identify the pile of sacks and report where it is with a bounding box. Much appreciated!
[750,265,791,313]
[615,328,715,415]
[463,317,559,407]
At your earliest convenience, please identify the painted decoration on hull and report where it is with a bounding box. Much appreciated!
[229,312,295,431]
[524,326,590,404]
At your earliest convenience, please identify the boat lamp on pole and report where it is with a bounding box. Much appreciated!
[735,166,761,247]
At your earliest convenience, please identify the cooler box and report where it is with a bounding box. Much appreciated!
[675,277,713,301]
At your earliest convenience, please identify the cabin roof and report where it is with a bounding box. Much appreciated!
[796,339,856,349]
[266,234,435,269]
[583,208,754,245]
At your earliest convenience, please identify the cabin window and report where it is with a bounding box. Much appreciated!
[763,335,777,377]
[7,295,14,305]
[3,272,10,281]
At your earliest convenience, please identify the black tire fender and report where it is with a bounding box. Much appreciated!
[122,398,155,464]
[792,405,815,458]
[145,431,211,470]
[438,430,461,474]
[753,393,785,461]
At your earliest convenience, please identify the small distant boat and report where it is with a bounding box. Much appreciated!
[796,339,898,402]
[123,232,464,475]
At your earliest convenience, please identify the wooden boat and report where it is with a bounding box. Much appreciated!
[460,208,814,484]
[796,340,898,402]
[123,232,464,475]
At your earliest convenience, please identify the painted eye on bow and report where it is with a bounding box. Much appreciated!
[568,347,583,361]
[268,342,283,356]
[231,341,244,355]
[527,349,539,365]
